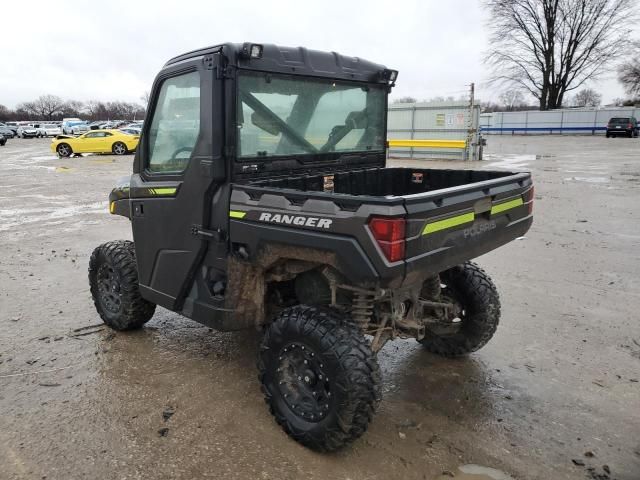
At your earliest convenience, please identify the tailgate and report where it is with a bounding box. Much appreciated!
[402,171,533,280]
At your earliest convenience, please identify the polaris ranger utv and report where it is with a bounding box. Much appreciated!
[89,42,533,451]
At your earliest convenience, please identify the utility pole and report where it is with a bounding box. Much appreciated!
[467,82,476,161]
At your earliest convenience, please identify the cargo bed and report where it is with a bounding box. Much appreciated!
[230,166,533,287]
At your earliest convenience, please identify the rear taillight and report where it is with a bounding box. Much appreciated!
[629,123,633,129]
[525,186,534,215]
[368,217,406,262]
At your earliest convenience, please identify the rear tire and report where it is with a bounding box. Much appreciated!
[258,305,381,451]
[88,240,155,331]
[112,142,128,155]
[419,261,500,357]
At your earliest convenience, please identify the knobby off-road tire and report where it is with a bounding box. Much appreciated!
[258,305,381,451]
[88,240,155,330]
[419,261,500,357]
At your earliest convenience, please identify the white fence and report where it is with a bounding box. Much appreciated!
[481,106,640,135]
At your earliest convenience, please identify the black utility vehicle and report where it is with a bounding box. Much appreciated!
[89,43,533,451]
[606,116,638,137]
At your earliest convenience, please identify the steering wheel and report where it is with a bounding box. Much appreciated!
[171,147,193,159]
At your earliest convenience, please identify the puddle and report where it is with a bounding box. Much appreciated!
[484,154,536,170]
[434,464,514,480]
[0,201,108,231]
[563,176,609,184]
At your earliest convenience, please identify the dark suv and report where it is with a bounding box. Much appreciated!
[606,117,638,138]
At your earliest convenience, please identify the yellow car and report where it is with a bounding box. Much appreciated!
[51,129,139,157]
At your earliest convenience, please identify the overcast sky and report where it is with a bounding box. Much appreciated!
[1,0,636,109]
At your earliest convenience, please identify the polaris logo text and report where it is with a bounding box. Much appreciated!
[463,220,496,238]
[259,212,333,229]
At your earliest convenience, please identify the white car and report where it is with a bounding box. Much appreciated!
[17,125,40,138]
[70,123,90,135]
[37,124,63,137]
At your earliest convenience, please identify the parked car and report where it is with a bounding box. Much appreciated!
[17,125,40,138]
[606,117,638,138]
[62,118,83,134]
[88,121,108,130]
[119,127,141,136]
[51,129,139,157]
[38,123,63,137]
[3,121,19,135]
[70,122,90,135]
[0,125,16,138]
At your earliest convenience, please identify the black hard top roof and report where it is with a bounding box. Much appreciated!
[164,42,390,84]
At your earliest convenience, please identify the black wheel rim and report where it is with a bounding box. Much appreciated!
[97,263,122,314]
[275,342,332,422]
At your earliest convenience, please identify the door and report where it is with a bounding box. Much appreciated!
[79,131,105,152]
[130,57,227,311]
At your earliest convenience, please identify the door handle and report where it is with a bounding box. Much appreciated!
[133,202,144,217]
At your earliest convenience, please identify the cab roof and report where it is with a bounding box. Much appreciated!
[164,42,391,85]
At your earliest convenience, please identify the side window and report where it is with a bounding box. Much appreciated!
[147,71,201,173]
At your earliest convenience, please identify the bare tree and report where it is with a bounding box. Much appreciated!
[499,89,527,110]
[485,0,635,110]
[62,100,85,117]
[0,104,10,121]
[36,94,66,119]
[392,96,417,104]
[572,88,602,106]
[618,41,640,96]
[140,91,151,107]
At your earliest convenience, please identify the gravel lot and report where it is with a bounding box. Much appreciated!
[1,135,639,480]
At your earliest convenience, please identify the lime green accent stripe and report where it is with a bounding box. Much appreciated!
[149,187,177,195]
[229,210,246,219]
[491,198,523,215]
[423,212,475,235]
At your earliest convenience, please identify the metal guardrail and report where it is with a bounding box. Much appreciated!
[388,139,467,149]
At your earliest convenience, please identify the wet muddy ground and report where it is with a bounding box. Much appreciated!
[1,136,639,480]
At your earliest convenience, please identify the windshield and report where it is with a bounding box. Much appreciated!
[236,73,386,158]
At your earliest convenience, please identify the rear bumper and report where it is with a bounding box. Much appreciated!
[405,213,532,284]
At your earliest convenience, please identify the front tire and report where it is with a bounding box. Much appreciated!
[258,305,381,451]
[112,142,128,155]
[419,261,500,357]
[88,240,155,331]
[56,143,72,157]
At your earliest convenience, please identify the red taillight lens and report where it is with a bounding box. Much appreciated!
[628,123,633,129]
[369,217,406,262]
[525,186,534,215]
